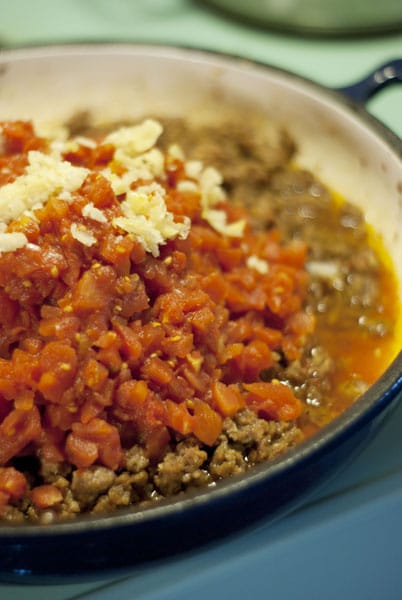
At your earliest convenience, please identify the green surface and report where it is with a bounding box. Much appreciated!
[0,1,401,134]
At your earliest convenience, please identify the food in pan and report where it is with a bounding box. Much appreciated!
[0,117,398,522]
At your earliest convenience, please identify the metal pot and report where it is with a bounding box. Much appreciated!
[202,0,402,35]
[0,44,400,583]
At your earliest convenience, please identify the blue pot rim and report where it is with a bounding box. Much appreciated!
[0,42,400,540]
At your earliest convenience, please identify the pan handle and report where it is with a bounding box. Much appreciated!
[336,59,402,103]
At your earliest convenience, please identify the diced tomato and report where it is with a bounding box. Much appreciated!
[143,425,170,462]
[0,406,41,466]
[80,172,116,208]
[165,400,193,436]
[130,240,147,264]
[200,271,228,304]
[38,314,81,339]
[275,239,307,268]
[114,322,142,364]
[226,279,266,313]
[67,418,122,470]
[165,189,201,221]
[79,399,104,424]
[191,399,222,446]
[286,311,315,336]
[83,358,109,391]
[141,356,174,385]
[65,433,99,468]
[170,250,187,273]
[188,306,216,334]
[161,331,193,358]
[230,339,273,382]
[116,274,149,317]
[116,380,149,411]
[0,290,18,326]
[92,144,115,168]
[243,381,302,421]
[37,429,65,464]
[11,348,40,390]
[37,342,78,403]
[211,381,245,417]
[44,404,76,431]
[1,120,43,154]
[30,484,63,509]
[96,345,123,373]
[216,246,244,270]
[166,374,194,402]
[0,466,27,499]
[73,266,117,312]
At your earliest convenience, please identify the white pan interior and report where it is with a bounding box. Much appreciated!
[0,44,400,295]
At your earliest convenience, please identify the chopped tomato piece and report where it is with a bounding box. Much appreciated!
[30,484,63,509]
[116,380,149,411]
[38,342,78,403]
[0,467,27,500]
[191,399,222,446]
[243,381,302,421]
[141,356,174,385]
[231,339,273,382]
[211,381,245,417]
[83,358,109,391]
[114,322,142,364]
[65,433,99,469]
[0,406,41,466]
[166,400,193,436]
[73,266,117,312]
[69,418,123,470]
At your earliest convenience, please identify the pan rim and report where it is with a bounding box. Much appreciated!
[0,41,400,539]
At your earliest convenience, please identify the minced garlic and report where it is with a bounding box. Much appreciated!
[82,202,107,223]
[0,151,89,224]
[0,118,246,256]
[0,231,28,254]
[246,254,269,274]
[112,182,190,257]
[70,223,97,247]
[104,119,163,156]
